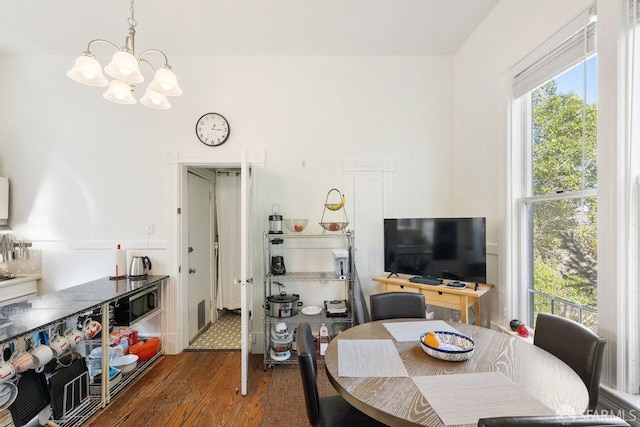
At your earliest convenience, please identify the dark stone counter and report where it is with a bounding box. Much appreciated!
[0,275,168,343]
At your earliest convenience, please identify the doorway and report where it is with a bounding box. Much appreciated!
[168,148,263,396]
[186,168,242,351]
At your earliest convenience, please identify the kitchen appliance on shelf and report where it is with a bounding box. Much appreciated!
[270,238,286,275]
[129,256,152,279]
[332,249,349,280]
[268,204,283,234]
[113,285,159,326]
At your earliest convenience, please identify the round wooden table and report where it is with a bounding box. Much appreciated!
[324,320,589,426]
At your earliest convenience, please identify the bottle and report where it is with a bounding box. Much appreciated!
[120,337,129,355]
[318,324,330,356]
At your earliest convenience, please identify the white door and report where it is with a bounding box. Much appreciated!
[187,172,213,341]
[240,151,251,395]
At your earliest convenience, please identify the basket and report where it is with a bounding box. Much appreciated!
[319,222,349,232]
[320,189,349,233]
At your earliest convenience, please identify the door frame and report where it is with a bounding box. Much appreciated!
[165,149,265,376]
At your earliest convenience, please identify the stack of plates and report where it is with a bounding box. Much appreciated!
[301,305,322,315]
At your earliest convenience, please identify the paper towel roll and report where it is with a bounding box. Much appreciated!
[108,249,127,279]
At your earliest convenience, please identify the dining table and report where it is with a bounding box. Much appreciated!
[323,319,589,427]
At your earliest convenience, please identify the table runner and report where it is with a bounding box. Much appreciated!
[383,320,461,342]
[338,339,409,377]
[412,372,555,425]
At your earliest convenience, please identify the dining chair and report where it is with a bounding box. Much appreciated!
[296,322,387,427]
[477,415,629,426]
[369,291,426,321]
[533,313,607,414]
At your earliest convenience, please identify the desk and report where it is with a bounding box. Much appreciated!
[324,320,589,427]
[372,274,493,325]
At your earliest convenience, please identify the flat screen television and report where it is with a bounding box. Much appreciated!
[383,217,487,283]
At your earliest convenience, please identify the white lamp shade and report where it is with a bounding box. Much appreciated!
[140,87,171,109]
[148,67,183,96]
[104,51,144,84]
[67,55,108,87]
[102,80,136,105]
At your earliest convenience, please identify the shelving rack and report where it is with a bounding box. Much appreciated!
[263,231,354,369]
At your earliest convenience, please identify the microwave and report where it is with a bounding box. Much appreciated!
[113,286,159,326]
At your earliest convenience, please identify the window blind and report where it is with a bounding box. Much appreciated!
[512,10,596,98]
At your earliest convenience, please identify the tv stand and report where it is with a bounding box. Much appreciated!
[386,272,399,279]
[373,273,493,325]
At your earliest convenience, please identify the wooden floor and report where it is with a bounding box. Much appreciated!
[85,352,273,427]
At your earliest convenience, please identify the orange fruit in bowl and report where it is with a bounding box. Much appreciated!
[423,331,441,348]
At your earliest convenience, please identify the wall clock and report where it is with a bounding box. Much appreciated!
[196,112,230,147]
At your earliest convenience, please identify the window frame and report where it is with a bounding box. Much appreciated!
[512,12,599,329]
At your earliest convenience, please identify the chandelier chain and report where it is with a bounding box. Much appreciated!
[128,0,137,29]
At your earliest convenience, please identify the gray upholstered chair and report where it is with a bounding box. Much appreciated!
[533,313,607,414]
[296,322,387,427]
[369,292,426,321]
[477,415,629,426]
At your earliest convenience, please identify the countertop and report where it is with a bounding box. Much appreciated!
[0,273,41,288]
[0,275,168,344]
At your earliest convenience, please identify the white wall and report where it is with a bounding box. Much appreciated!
[0,54,455,347]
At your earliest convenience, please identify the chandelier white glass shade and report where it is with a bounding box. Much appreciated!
[67,0,182,109]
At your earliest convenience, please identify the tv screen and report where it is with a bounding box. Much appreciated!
[383,217,487,283]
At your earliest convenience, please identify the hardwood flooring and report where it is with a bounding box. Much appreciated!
[85,352,273,427]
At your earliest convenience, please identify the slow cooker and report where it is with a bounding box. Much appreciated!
[266,293,302,317]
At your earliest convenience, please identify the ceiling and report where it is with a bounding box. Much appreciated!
[0,0,498,57]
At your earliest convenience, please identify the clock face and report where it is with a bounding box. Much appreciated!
[196,113,230,146]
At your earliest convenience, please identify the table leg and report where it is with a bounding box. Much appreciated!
[461,297,469,323]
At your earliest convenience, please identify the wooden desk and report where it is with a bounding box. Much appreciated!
[325,320,589,427]
[372,274,493,325]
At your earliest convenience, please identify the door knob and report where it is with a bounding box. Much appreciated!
[189,268,196,274]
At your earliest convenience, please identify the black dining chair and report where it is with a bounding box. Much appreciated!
[369,292,426,321]
[477,415,629,426]
[296,322,387,427]
[533,313,607,414]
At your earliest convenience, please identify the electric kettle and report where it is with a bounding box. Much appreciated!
[129,256,152,278]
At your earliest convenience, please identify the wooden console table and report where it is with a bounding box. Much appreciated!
[372,274,493,325]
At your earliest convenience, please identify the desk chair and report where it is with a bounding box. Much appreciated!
[477,415,629,426]
[533,313,607,414]
[369,292,426,321]
[296,322,387,427]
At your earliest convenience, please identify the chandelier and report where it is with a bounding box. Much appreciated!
[67,0,182,109]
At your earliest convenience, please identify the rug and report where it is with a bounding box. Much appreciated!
[260,364,338,426]
[185,310,241,351]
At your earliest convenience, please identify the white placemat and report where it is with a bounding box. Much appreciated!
[338,339,409,377]
[412,372,555,425]
[383,320,461,342]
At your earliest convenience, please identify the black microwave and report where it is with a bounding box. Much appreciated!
[113,286,159,326]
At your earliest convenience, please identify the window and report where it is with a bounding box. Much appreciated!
[512,9,598,329]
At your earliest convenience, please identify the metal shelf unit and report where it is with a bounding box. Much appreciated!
[263,231,354,369]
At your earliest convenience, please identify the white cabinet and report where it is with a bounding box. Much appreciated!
[263,231,354,369]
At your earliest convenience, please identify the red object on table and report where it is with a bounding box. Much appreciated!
[517,324,529,337]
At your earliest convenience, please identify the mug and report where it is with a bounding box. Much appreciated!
[9,350,34,374]
[82,319,102,340]
[48,333,71,358]
[29,343,53,373]
[65,329,84,347]
[0,359,15,383]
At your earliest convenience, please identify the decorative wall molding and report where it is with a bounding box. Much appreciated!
[165,149,266,165]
